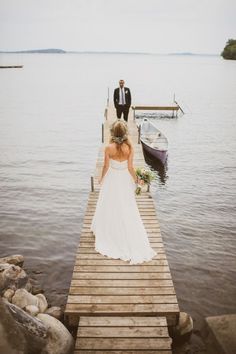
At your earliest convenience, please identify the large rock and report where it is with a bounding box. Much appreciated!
[0,263,11,290]
[45,306,63,320]
[172,311,193,343]
[0,297,26,354]
[0,263,28,292]
[1,297,48,354]
[36,293,48,313]
[3,288,15,302]
[0,263,11,271]
[25,305,40,317]
[0,255,24,267]
[37,313,74,354]
[206,314,236,354]
[6,300,48,339]
[12,288,39,309]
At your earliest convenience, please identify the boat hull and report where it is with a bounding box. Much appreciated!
[141,140,168,164]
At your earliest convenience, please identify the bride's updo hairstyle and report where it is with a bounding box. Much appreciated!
[109,119,132,158]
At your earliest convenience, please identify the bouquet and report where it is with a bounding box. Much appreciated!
[135,167,156,195]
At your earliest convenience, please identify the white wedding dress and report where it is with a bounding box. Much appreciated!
[90,158,157,264]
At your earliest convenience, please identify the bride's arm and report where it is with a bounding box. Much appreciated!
[128,145,138,183]
[98,146,110,184]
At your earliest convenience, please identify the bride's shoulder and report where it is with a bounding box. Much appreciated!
[104,143,114,153]
[106,143,115,150]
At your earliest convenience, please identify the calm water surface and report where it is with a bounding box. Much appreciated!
[0,53,236,353]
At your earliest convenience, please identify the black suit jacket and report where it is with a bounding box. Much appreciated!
[113,87,131,108]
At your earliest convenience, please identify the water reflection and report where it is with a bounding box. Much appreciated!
[135,112,179,120]
[142,146,168,185]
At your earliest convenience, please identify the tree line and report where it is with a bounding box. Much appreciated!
[221,39,236,60]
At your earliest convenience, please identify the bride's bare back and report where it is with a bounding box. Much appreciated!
[108,142,130,161]
[99,140,137,184]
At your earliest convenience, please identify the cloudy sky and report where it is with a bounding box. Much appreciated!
[0,0,235,54]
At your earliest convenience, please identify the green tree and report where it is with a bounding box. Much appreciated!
[221,39,236,60]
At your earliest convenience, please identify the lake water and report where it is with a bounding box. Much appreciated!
[0,53,236,353]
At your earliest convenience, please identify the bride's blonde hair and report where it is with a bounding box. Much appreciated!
[109,119,132,158]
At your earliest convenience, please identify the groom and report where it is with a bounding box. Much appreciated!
[113,79,131,122]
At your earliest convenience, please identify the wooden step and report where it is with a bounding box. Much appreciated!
[74,315,172,353]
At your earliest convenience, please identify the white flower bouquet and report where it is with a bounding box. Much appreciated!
[135,167,155,195]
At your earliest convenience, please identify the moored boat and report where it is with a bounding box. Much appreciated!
[138,118,168,164]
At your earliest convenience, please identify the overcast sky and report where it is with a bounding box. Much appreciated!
[0,0,235,54]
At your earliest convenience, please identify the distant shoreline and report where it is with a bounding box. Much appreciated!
[0,48,219,56]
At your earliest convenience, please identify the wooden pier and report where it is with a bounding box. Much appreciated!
[132,101,184,118]
[64,105,180,353]
[0,65,23,69]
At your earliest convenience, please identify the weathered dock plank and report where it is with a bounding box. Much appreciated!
[74,316,172,353]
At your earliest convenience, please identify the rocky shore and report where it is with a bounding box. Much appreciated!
[0,254,74,354]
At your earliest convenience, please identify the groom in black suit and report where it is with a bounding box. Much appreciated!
[113,80,131,122]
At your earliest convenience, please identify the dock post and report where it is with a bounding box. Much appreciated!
[147,184,150,192]
[90,176,94,192]
[102,123,104,143]
[138,124,141,144]
[104,107,108,120]
[107,87,109,105]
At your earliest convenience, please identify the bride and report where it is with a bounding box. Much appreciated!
[90,119,157,264]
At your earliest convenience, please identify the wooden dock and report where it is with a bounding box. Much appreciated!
[0,65,23,69]
[64,105,180,353]
[132,102,184,118]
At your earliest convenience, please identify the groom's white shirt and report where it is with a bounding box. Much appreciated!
[119,87,126,105]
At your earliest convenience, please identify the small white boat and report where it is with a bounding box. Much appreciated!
[139,118,168,164]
